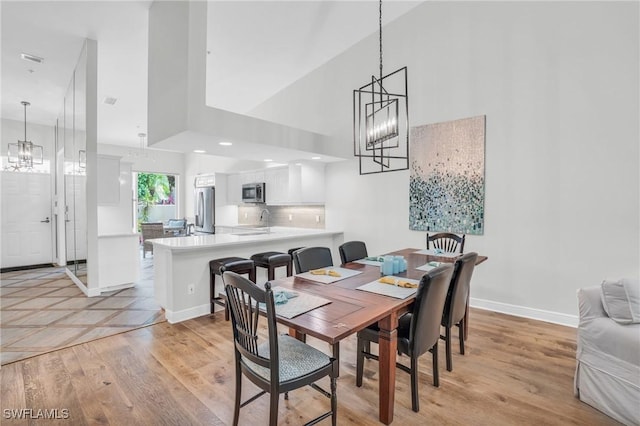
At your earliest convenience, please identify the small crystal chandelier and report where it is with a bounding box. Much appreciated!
[8,101,43,170]
[353,0,409,175]
[128,132,149,159]
[138,132,147,157]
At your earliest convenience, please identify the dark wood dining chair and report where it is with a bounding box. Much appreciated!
[426,232,466,254]
[293,246,333,273]
[441,252,478,371]
[355,264,454,412]
[288,247,305,274]
[338,241,368,264]
[223,271,338,426]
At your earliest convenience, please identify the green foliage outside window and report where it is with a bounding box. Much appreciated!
[137,173,176,229]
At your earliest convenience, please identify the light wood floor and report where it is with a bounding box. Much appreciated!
[0,308,619,425]
[0,261,164,365]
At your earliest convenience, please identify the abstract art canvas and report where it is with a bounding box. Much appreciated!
[409,115,485,235]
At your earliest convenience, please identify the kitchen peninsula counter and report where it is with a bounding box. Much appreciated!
[151,227,344,323]
[151,226,340,251]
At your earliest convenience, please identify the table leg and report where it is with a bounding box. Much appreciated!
[289,327,306,343]
[378,312,399,425]
[332,342,340,377]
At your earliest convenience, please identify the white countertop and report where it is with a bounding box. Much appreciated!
[150,226,342,251]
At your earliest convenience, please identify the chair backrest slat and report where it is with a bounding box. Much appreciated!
[426,232,466,254]
[224,271,278,370]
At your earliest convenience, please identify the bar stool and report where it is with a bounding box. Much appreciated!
[209,257,256,319]
[250,251,293,281]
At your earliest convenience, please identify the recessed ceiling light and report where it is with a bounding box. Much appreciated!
[219,141,232,146]
[312,156,321,160]
[21,53,44,64]
[103,97,118,105]
[194,149,206,154]
[264,159,273,162]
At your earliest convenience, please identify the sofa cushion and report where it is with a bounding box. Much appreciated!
[623,278,640,323]
[601,279,640,324]
[167,219,186,228]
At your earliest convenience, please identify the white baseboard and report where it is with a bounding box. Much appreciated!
[87,288,102,297]
[163,298,578,327]
[97,282,135,295]
[66,269,89,296]
[165,298,578,327]
[165,303,211,324]
[470,297,579,328]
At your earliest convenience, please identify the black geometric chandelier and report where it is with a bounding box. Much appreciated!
[8,101,43,170]
[353,0,409,175]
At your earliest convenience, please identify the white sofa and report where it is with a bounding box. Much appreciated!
[575,283,640,425]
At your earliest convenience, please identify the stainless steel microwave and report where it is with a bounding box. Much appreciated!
[242,182,266,203]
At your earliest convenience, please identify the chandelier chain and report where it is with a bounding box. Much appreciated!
[353,0,409,175]
[22,101,30,142]
[379,0,383,82]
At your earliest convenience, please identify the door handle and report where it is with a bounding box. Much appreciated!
[41,217,50,223]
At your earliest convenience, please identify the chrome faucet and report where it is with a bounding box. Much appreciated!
[259,208,271,232]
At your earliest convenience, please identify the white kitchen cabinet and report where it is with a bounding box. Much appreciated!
[240,170,265,185]
[265,167,289,205]
[226,173,242,204]
[226,163,324,205]
[227,170,265,204]
[214,173,228,205]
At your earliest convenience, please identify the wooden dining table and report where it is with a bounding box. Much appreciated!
[267,248,488,424]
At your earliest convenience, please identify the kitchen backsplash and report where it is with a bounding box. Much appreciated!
[238,205,325,229]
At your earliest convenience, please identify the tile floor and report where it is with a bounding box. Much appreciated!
[0,254,165,365]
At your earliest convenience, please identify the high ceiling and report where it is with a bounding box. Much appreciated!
[206,1,420,115]
[1,1,151,147]
[1,0,420,154]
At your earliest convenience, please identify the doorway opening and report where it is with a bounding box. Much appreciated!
[134,172,178,232]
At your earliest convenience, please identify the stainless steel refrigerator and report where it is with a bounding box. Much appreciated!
[194,177,215,234]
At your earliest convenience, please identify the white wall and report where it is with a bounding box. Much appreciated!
[182,152,264,224]
[147,0,189,144]
[98,143,186,218]
[97,159,135,235]
[249,2,640,325]
[97,143,185,176]
[84,39,100,292]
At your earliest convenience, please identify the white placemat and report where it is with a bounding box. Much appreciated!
[356,276,420,299]
[270,286,331,318]
[296,267,362,284]
[415,261,442,272]
[354,259,383,266]
[413,249,460,259]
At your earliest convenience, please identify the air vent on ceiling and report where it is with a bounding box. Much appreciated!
[20,53,44,64]
[103,97,118,105]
